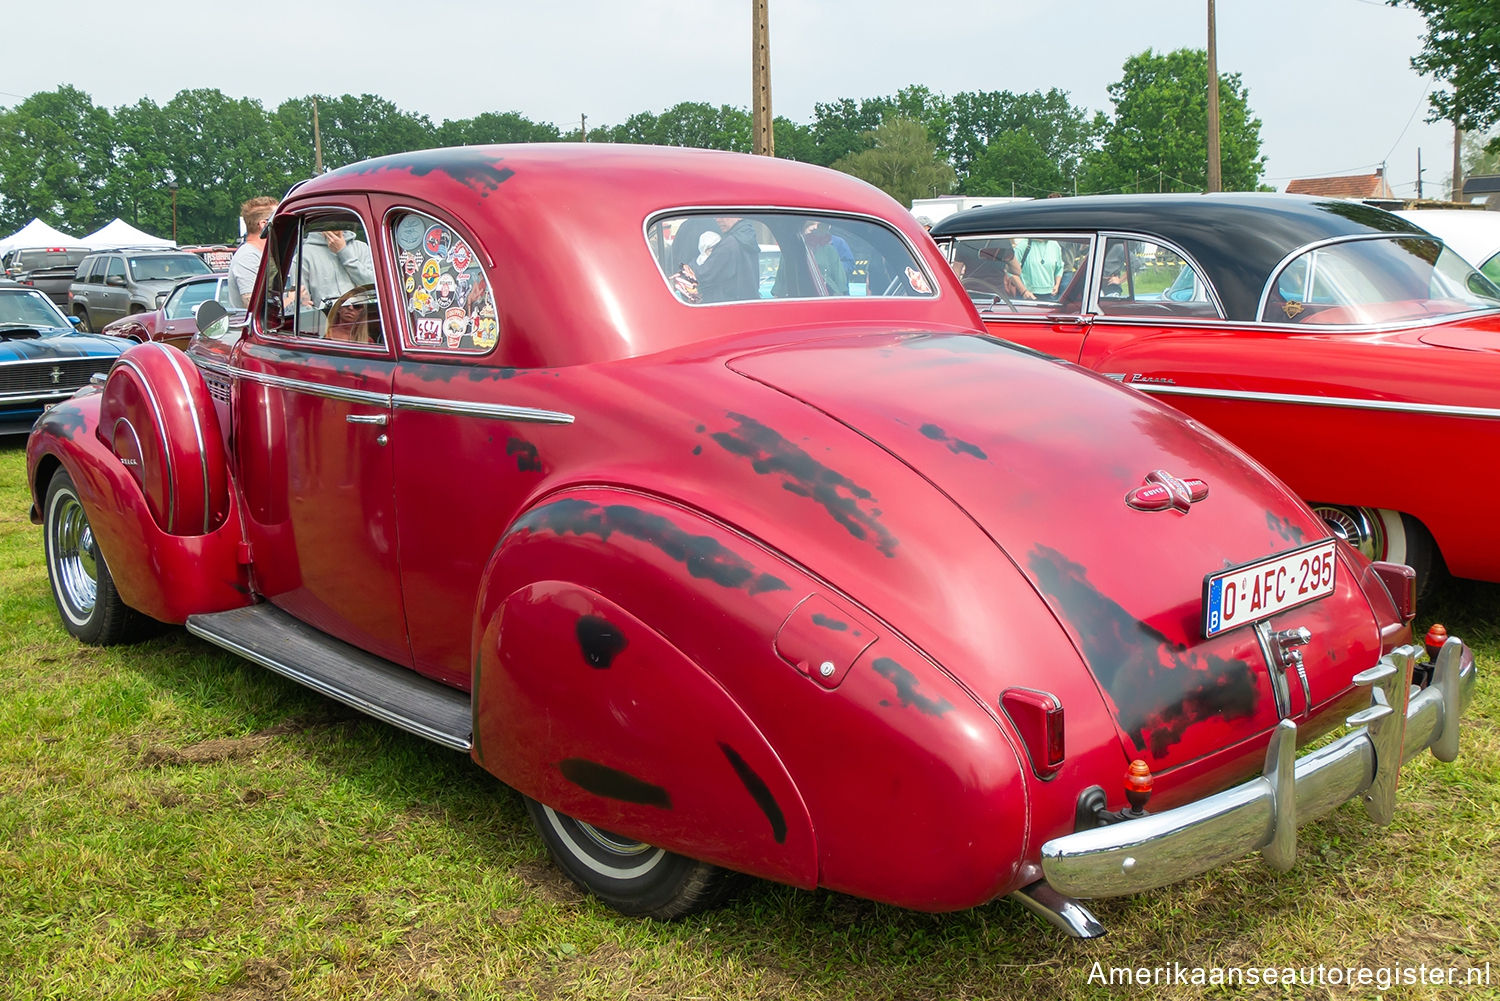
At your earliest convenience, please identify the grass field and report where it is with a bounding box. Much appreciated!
[1,440,1495,1000]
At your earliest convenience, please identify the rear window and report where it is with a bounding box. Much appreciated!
[127,253,213,282]
[648,212,934,304]
[13,249,89,270]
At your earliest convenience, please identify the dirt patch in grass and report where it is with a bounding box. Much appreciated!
[212,957,291,1001]
[135,715,343,767]
[514,859,586,908]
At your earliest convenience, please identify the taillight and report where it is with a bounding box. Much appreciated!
[1370,561,1416,622]
[1000,687,1065,779]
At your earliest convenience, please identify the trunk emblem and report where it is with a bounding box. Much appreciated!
[1125,470,1208,513]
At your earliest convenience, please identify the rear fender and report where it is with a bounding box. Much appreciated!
[27,393,250,624]
[470,489,1030,908]
[97,341,229,536]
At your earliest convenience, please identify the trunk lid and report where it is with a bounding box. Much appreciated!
[730,331,1382,773]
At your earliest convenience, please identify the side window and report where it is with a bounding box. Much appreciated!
[950,234,1092,314]
[1096,238,1220,319]
[105,257,127,282]
[76,257,97,282]
[389,209,497,353]
[261,210,382,346]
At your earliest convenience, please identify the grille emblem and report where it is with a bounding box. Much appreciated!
[1125,469,1208,513]
[50,366,64,385]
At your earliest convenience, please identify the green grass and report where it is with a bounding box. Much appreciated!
[1,440,1496,1000]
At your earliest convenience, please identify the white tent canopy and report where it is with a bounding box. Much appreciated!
[0,217,88,256]
[79,218,175,250]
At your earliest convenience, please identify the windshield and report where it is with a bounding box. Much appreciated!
[648,212,935,304]
[1263,235,1500,324]
[165,279,227,320]
[0,289,71,328]
[128,253,213,282]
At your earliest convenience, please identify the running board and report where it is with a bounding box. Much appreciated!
[186,604,472,752]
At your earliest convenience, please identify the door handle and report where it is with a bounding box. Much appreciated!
[346,413,389,426]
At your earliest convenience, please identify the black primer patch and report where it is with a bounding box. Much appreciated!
[1026,544,1259,758]
[509,499,790,595]
[711,412,898,557]
[871,657,954,716]
[34,404,88,440]
[918,422,988,460]
[506,437,542,472]
[692,445,702,455]
[330,148,515,196]
[810,612,848,632]
[575,615,627,668]
[558,759,671,808]
[719,743,788,843]
[1266,510,1307,545]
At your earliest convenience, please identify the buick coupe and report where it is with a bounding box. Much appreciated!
[26,149,1474,935]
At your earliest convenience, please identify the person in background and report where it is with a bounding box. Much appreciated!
[225,196,277,309]
[695,216,760,302]
[1014,237,1065,296]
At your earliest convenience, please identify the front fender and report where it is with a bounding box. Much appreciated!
[470,488,1030,910]
[27,393,250,624]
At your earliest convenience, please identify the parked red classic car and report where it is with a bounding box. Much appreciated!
[98,274,233,349]
[930,194,1500,593]
[25,147,1474,936]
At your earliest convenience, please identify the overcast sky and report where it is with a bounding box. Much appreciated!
[3,0,1460,197]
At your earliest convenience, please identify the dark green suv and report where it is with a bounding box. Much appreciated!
[68,249,213,331]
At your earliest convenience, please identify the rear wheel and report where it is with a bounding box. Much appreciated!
[524,796,726,919]
[43,470,150,645]
[1310,504,1440,599]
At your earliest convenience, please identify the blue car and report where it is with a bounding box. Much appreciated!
[0,285,126,435]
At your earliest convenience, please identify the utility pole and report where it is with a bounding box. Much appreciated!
[169,181,179,243]
[1452,123,1463,202]
[313,97,323,174]
[752,0,773,156]
[1206,0,1221,192]
[580,113,588,142]
[1417,148,1424,200]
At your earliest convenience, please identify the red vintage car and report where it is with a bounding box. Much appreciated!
[930,194,1500,593]
[98,274,234,349]
[25,147,1475,936]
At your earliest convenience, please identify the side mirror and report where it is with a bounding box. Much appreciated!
[195,300,229,340]
[67,315,81,327]
[105,274,126,288]
[155,292,169,309]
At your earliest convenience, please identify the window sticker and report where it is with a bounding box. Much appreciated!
[390,209,499,353]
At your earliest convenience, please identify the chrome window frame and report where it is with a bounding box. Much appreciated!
[254,204,391,357]
[1087,231,1227,320]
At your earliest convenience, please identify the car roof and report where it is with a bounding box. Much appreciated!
[931,192,1432,320]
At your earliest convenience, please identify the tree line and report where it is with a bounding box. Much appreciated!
[0,48,1267,246]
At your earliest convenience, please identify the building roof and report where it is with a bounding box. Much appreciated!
[1285,172,1395,199]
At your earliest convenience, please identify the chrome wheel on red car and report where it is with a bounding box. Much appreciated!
[43,471,147,645]
[1311,504,1438,596]
[524,797,726,919]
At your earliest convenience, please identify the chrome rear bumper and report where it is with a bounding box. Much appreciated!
[1041,637,1474,898]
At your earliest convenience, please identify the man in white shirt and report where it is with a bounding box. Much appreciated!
[225,196,278,309]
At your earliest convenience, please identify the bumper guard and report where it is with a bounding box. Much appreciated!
[1041,636,1475,898]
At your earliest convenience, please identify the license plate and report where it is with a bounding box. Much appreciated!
[1203,538,1338,637]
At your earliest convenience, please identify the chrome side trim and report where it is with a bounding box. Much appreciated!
[152,343,212,534]
[183,619,472,752]
[391,393,574,424]
[1040,639,1474,898]
[231,367,391,407]
[1136,383,1500,421]
[204,363,575,425]
[113,356,178,533]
